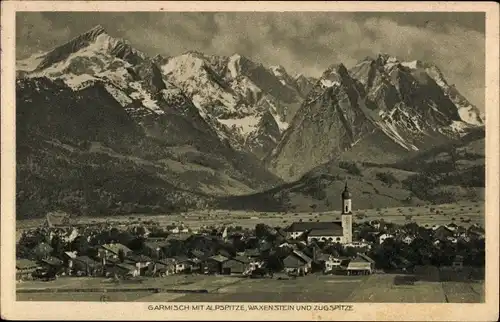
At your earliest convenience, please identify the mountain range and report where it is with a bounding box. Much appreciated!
[16,25,485,218]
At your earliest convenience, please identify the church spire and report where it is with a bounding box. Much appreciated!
[342,181,352,200]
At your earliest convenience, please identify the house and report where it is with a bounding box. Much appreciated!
[243,248,261,259]
[143,240,170,259]
[446,223,458,231]
[401,235,414,245]
[346,254,374,275]
[72,256,100,276]
[62,251,78,274]
[434,226,454,240]
[222,256,252,275]
[370,220,381,229]
[98,243,132,260]
[190,249,209,261]
[217,248,233,259]
[378,233,394,244]
[166,233,191,242]
[16,259,39,280]
[203,254,228,274]
[125,254,153,275]
[154,259,176,276]
[45,211,73,228]
[173,256,198,273]
[113,263,140,277]
[319,254,347,273]
[39,256,64,275]
[283,250,312,276]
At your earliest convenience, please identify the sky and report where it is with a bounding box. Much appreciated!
[16,12,485,110]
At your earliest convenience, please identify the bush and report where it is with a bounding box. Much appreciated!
[375,171,399,187]
[338,161,363,176]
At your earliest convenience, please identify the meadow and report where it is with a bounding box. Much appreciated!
[17,269,484,303]
[16,201,485,235]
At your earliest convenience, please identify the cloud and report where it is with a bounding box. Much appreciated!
[15,12,485,110]
[16,13,71,57]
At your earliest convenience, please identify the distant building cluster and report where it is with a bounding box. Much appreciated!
[16,184,484,282]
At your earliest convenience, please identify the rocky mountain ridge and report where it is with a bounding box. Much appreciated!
[266,54,484,181]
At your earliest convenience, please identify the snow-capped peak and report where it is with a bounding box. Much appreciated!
[32,24,147,73]
[269,65,287,77]
[401,60,425,70]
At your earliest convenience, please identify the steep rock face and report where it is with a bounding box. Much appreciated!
[294,74,317,97]
[267,55,483,181]
[160,52,311,159]
[245,110,282,160]
[267,64,375,180]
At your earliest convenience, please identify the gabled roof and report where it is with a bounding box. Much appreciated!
[244,248,260,257]
[64,251,78,259]
[173,255,191,263]
[347,261,371,270]
[292,250,312,263]
[40,256,63,266]
[46,211,73,227]
[208,254,229,263]
[16,259,38,270]
[166,233,192,241]
[144,240,170,250]
[287,221,343,232]
[74,256,99,267]
[33,242,53,253]
[190,249,206,259]
[233,255,251,264]
[126,254,152,263]
[156,258,176,266]
[308,226,343,236]
[116,263,137,271]
[100,243,132,255]
[356,253,375,264]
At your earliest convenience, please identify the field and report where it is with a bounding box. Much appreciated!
[16,201,484,236]
[17,271,484,303]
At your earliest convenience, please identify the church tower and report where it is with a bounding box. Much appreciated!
[342,181,352,214]
[341,182,353,243]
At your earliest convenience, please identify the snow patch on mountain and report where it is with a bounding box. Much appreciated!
[227,54,242,78]
[104,84,133,107]
[458,106,484,126]
[129,81,164,115]
[64,74,96,90]
[321,79,341,88]
[218,115,261,138]
[161,53,242,116]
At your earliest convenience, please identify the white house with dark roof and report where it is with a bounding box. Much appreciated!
[287,182,353,244]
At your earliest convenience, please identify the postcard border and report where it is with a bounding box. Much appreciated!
[2,1,499,321]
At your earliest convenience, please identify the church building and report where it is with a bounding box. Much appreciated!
[286,182,353,244]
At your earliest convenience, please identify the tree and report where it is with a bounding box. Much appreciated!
[71,236,90,256]
[376,171,399,187]
[255,224,272,239]
[51,235,65,258]
[118,249,125,263]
